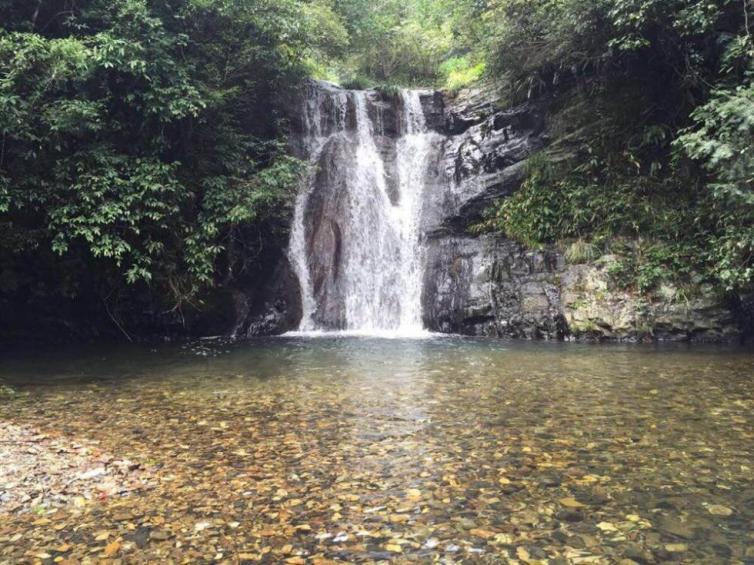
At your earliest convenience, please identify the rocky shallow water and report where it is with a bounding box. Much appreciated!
[1,338,753,563]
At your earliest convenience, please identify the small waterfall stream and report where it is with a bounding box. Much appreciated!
[289,84,436,334]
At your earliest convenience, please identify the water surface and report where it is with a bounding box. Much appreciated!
[1,338,753,563]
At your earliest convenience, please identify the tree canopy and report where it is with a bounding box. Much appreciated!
[0,0,752,338]
[0,0,332,333]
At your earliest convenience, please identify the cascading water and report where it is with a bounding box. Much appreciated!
[395,91,434,330]
[288,83,436,335]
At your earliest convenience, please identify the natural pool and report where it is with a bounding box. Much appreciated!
[1,337,753,563]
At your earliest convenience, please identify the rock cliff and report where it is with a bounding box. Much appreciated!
[244,81,744,342]
[421,82,742,341]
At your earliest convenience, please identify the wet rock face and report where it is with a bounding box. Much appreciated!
[419,91,445,132]
[559,259,741,342]
[420,82,741,342]
[421,232,741,341]
[304,136,352,329]
[246,80,741,341]
[241,257,302,337]
[418,84,548,240]
[422,235,567,339]
[420,82,565,339]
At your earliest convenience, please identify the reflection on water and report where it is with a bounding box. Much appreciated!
[1,338,753,562]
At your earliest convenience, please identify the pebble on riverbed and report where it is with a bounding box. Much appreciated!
[0,422,151,513]
[1,343,752,563]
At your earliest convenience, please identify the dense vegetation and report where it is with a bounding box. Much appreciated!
[0,0,752,339]
[0,0,339,337]
[470,0,754,296]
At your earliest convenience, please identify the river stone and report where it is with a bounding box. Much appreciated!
[665,543,688,553]
[150,530,171,541]
[128,527,151,549]
[540,474,562,487]
[559,497,585,509]
[526,545,547,559]
[706,504,733,516]
[556,510,584,523]
[623,543,655,564]
[111,510,132,522]
[657,516,695,540]
[577,488,610,507]
[652,499,678,510]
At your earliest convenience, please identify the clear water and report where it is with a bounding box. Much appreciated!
[1,338,753,562]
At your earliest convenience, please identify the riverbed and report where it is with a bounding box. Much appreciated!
[1,337,753,563]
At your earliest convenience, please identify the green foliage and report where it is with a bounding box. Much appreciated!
[476,0,742,98]
[605,240,695,293]
[676,77,754,290]
[439,56,486,92]
[340,77,372,90]
[373,83,402,97]
[0,0,311,319]
[48,153,182,283]
[328,0,459,86]
[474,146,724,292]
[565,239,600,265]
[470,0,754,294]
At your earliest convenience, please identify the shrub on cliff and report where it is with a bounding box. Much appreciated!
[471,0,753,294]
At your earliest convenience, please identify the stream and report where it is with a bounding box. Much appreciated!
[1,337,753,562]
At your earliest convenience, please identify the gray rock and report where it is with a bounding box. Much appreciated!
[419,81,740,342]
[657,516,696,540]
[242,257,302,336]
[422,235,567,339]
[247,79,742,341]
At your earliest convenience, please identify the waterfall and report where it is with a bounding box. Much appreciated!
[288,83,436,335]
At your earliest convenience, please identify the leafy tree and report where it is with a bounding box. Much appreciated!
[676,78,754,290]
[0,0,336,336]
[327,0,456,86]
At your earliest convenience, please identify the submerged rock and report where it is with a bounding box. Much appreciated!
[656,516,696,540]
[0,382,18,400]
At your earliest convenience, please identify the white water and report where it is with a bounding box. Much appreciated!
[395,91,434,331]
[289,85,436,336]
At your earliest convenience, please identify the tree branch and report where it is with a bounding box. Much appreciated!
[744,0,752,41]
[102,294,133,342]
[31,0,43,31]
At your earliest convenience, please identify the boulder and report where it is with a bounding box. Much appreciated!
[242,257,302,337]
